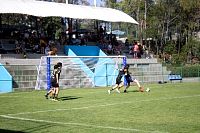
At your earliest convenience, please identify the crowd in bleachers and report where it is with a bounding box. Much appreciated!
[97,36,151,59]
[0,26,152,59]
[0,29,60,56]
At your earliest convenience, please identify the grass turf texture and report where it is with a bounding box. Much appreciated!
[0,82,200,133]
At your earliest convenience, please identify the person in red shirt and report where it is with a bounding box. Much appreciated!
[133,42,139,58]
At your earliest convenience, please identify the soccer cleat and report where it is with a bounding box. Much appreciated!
[54,99,59,101]
[108,90,111,94]
[45,94,48,99]
[116,89,120,93]
[124,89,127,93]
[139,87,144,92]
[51,98,58,101]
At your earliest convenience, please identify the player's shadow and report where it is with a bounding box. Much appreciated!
[125,90,141,93]
[0,129,26,133]
[58,96,82,101]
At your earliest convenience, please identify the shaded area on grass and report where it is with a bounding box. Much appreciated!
[58,96,82,101]
[0,129,26,133]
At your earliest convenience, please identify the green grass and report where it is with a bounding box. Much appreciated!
[0,82,200,133]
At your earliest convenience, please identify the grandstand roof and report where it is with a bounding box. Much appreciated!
[0,0,138,24]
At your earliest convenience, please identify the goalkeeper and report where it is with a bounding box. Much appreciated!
[45,62,62,101]
[123,64,144,93]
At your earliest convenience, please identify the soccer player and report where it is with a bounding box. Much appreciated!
[123,64,144,93]
[108,65,129,94]
[45,62,62,101]
[54,62,62,100]
[123,73,144,92]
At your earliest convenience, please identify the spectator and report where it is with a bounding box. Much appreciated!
[48,47,58,56]
[15,40,21,54]
[45,45,51,55]
[125,39,129,47]
[99,26,104,35]
[40,38,47,54]
[133,42,139,58]
[80,38,86,46]
[32,44,39,53]
[138,43,143,58]
[107,42,113,55]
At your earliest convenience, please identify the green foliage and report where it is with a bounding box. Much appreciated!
[179,0,200,11]
[1,0,199,60]
[171,54,184,65]
[163,42,177,54]
[127,33,136,43]
[170,65,200,77]
[117,0,200,59]
[187,37,200,58]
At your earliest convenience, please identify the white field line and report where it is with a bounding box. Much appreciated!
[4,94,200,116]
[0,115,167,133]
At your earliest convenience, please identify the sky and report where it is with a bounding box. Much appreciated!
[88,0,104,6]
[88,0,122,7]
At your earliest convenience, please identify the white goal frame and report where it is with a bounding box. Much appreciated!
[35,55,127,90]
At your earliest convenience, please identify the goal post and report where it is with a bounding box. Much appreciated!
[35,55,127,90]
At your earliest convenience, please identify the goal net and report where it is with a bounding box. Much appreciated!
[35,55,127,90]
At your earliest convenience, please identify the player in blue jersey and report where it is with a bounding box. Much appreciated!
[108,64,144,94]
[108,65,129,94]
[123,64,144,93]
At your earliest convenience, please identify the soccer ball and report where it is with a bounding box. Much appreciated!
[146,88,150,92]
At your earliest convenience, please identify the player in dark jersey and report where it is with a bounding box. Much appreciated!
[108,65,128,94]
[107,64,144,94]
[123,64,144,93]
[53,62,62,100]
[45,62,62,100]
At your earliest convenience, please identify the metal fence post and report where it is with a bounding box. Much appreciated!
[198,65,200,82]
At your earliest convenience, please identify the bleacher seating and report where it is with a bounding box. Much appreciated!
[0,43,16,52]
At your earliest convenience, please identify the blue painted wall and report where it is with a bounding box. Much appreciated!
[64,45,118,86]
[67,48,95,84]
[0,63,12,93]
[64,46,100,56]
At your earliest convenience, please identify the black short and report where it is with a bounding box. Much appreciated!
[116,78,122,85]
[51,81,59,87]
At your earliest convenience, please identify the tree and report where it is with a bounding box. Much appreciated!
[116,0,199,64]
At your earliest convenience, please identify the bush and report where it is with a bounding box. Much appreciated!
[170,65,200,78]
[171,54,186,65]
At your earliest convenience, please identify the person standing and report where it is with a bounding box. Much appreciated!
[45,62,62,101]
[133,42,139,58]
[53,62,62,100]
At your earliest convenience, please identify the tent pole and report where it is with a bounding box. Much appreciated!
[94,0,96,7]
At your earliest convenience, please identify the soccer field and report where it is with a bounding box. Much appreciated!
[0,82,200,133]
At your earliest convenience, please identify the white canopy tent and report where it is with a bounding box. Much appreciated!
[0,0,138,24]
